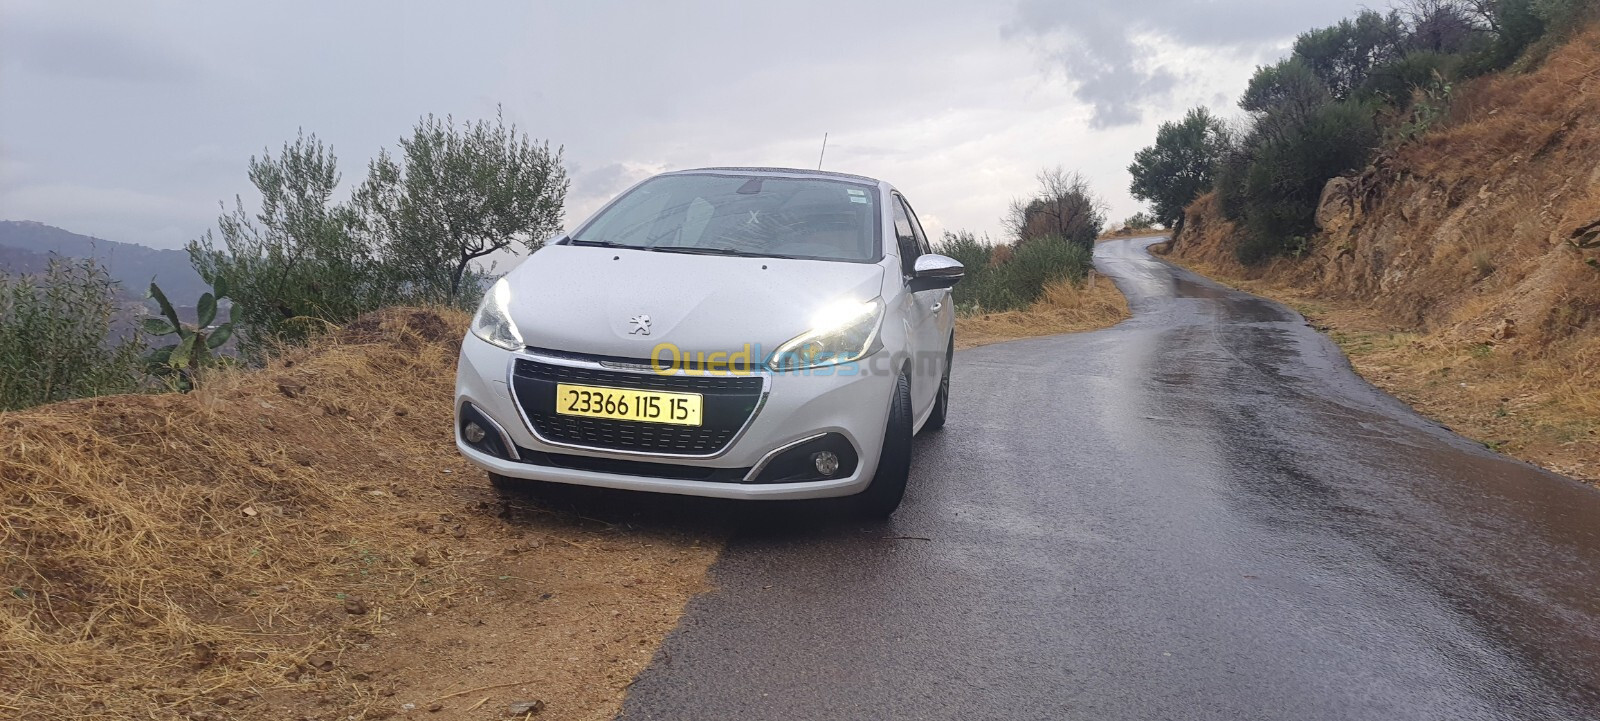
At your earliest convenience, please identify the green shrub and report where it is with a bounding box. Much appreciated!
[1230,99,1379,263]
[1122,212,1160,231]
[934,231,1093,313]
[0,258,144,411]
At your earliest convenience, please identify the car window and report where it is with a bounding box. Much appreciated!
[571,174,881,262]
[901,196,933,255]
[891,195,920,276]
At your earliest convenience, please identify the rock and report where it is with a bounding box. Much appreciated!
[428,703,443,713]
[507,700,546,716]
[1492,318,1517,341]
[307,655,335,672]
[1316,176,1356,232]
[277,380,305,399]
[411,549,429,566]
[346,597,369,615]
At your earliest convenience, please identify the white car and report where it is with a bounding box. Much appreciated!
[453,167,962,516]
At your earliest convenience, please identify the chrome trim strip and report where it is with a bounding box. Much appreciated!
[742,433,828,483]
[505,349,772,460]
[460,401,520,462]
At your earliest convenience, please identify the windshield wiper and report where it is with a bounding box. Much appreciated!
[648,245,756,257]
[649,246,811,260]
[569,238,638,249]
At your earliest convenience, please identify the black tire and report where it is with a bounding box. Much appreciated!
[858,373,914,518]
[488,472,522,495]
[922,337,953,432]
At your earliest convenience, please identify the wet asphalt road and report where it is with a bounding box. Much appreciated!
[615,237,1600,721]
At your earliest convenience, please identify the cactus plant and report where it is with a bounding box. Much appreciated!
[143,277,234,390]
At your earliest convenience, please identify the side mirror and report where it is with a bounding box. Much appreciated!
[909,254,964,292]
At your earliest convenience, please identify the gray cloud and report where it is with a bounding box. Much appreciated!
[4,15,199,84]
[1004,0,1362,127]
[1,0,1371,251]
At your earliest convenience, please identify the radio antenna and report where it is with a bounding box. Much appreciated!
[816,132,828,170]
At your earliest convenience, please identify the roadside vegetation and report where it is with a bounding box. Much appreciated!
[938,168,1103,314]
[1131,0,1596,265]
[932,167,1131,346]
[1132,1,1600,483]
[0,258,144,410]
[0,109,567,412]
[192,109,568,361]
[1100,212,1162,238]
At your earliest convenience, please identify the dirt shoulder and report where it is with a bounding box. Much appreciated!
[956,275,1130,350]
[1169,257,1599,486]
[0,309,723,721]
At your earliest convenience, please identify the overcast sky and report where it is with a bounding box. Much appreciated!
[1,0,1367,255]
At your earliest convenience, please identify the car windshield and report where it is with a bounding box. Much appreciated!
[571,174,880,262]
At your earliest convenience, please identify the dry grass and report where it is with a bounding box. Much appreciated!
[0,308,720,720]
[1097,228,1166,240]
[956,275,1130,349]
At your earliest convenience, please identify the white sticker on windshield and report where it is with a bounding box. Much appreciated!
[850,196,868,203]
[847,189,865,196]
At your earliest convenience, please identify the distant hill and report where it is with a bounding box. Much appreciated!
[0,220,209,299]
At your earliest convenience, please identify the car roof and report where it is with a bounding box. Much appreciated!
[664,166,885,185]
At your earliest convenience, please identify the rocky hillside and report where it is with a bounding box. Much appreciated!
[1165,29,1599,483]
[1172,28,1600,348]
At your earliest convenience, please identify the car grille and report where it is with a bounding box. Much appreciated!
[511,357,765,456]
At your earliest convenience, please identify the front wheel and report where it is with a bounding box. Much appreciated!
[857,373,914,518]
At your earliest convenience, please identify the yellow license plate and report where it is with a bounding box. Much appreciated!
[554,383,703,426]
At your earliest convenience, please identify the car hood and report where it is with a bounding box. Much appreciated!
[504,245,886,360]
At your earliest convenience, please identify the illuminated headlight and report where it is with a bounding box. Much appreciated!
[470,278,524,351]
[768,298,884,372]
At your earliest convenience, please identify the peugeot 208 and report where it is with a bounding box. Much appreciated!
[453,167,962,516]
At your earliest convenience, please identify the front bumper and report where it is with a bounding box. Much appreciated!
[453,335,894,500]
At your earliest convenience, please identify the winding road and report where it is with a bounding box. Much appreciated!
[616,237,1600,720]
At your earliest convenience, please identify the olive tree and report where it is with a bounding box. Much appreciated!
[188,132,385,360]
[1128,107,1229,237]
[355,109,569,304]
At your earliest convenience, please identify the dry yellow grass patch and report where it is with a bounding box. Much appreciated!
[0,309,720,721]
[956,276,1130,350]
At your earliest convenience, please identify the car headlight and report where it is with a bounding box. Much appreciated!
[471,278,524,351]
[768,298,884,372]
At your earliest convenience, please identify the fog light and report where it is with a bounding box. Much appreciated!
[463,422,487,444]
[812,451,840,476]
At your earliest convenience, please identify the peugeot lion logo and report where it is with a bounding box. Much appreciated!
[629,314,652,335]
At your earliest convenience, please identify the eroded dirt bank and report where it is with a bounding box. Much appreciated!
[0,309,722,721]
